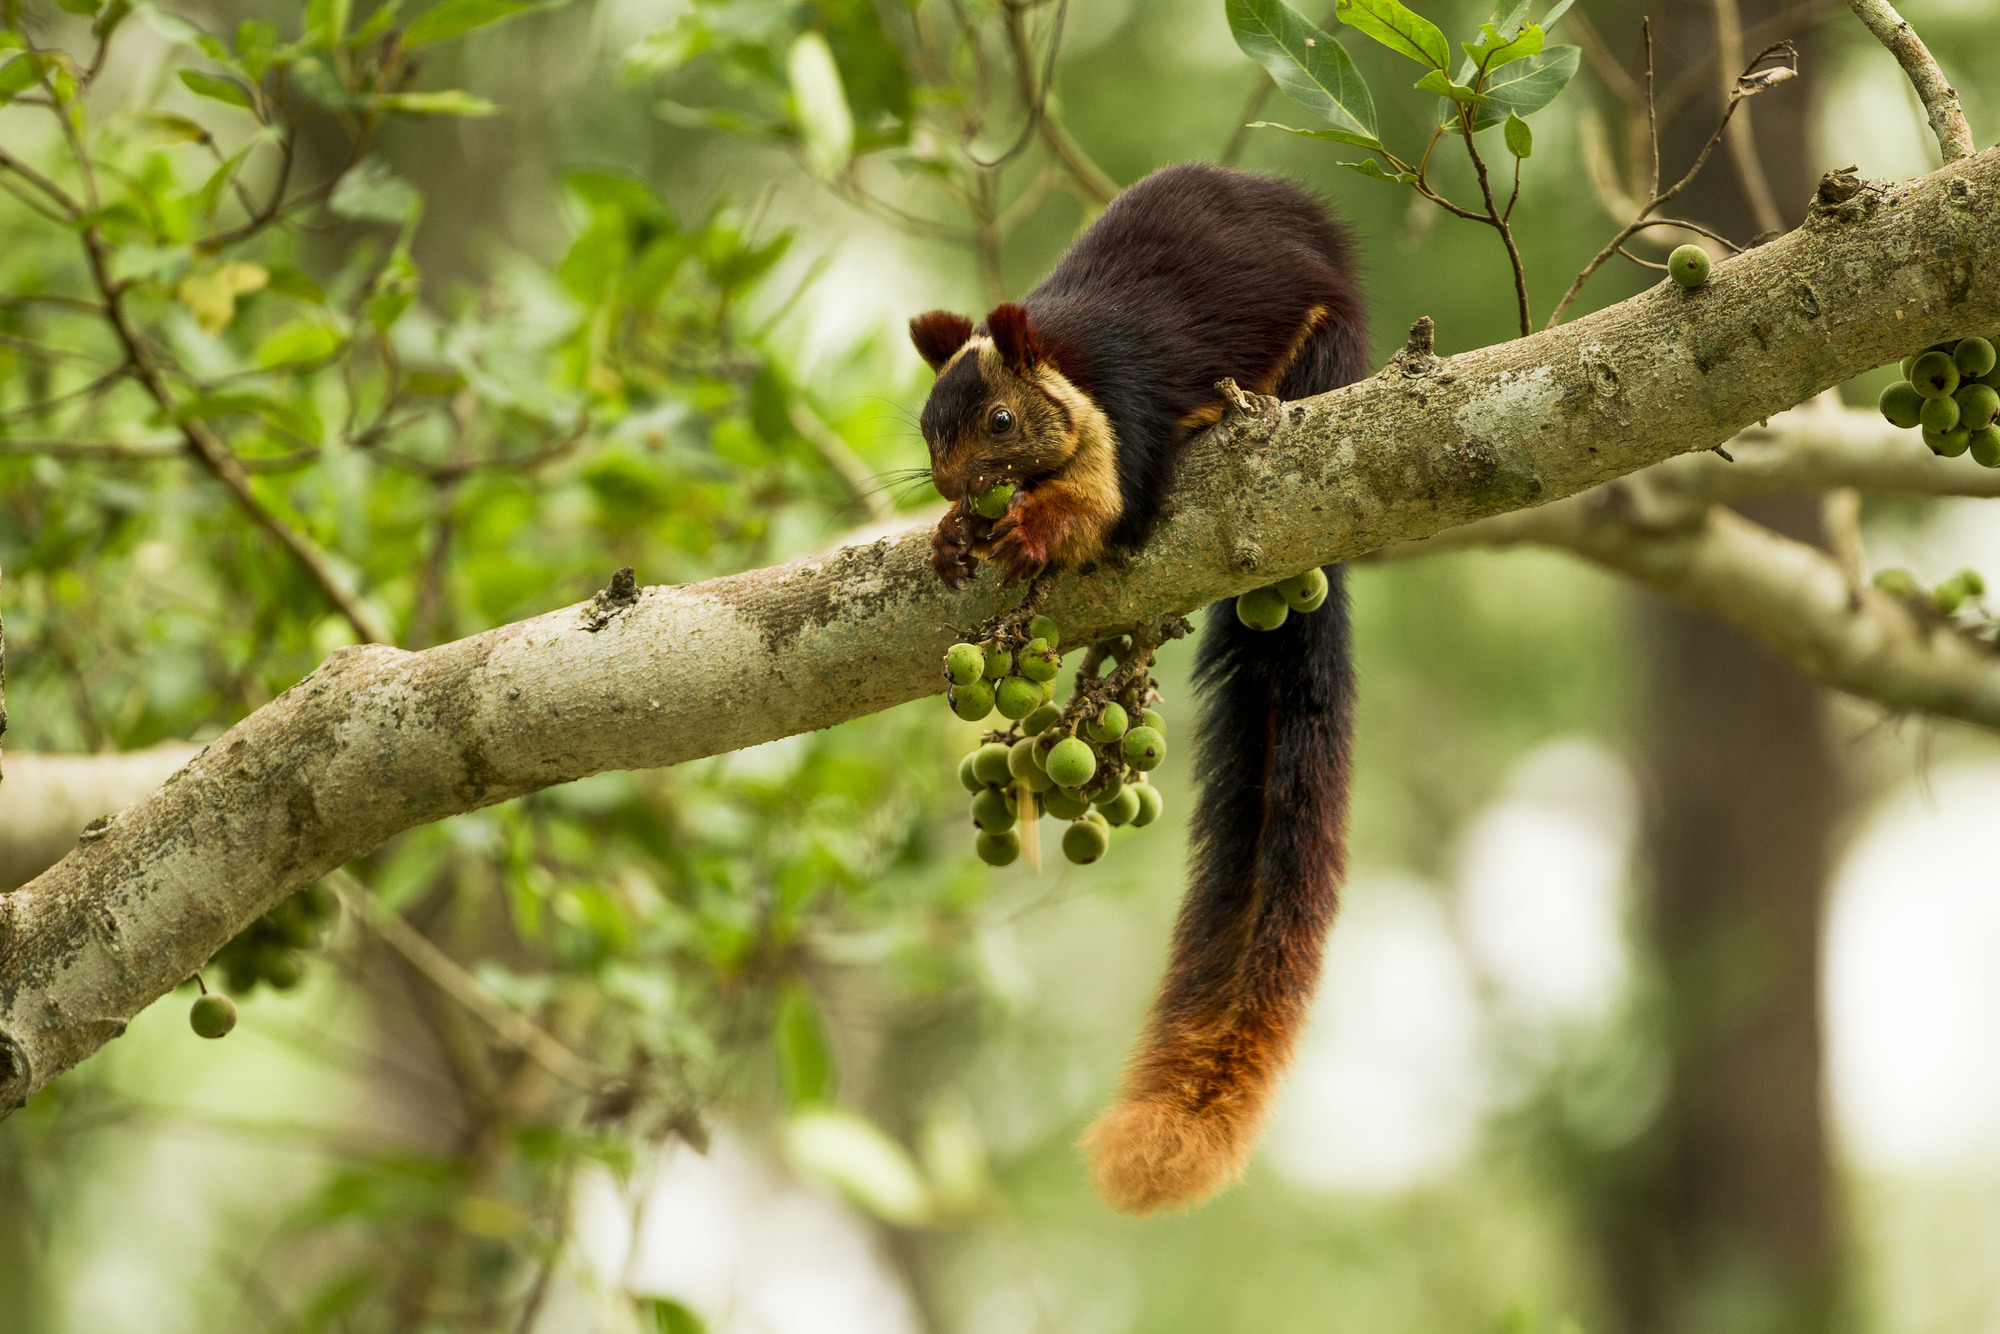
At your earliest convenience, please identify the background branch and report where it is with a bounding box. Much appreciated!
[1845,0,1975,161]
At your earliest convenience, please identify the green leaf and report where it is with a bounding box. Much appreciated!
[55,0,105,16]
[774,983,835,1109]
[178,69,255,110]
[0,54,48,104]
[1340,158,1418,184]
[1504,110,1532,157]
[1490,0,1532,35]
[1415,69,1488,104]
[235,20,279,78]
[374,90,499,116]
[642,1299,707,1334]
[623,19,708,81]
[784,1110,932,1226]
[306,0,351,46]
[1462,20,1542,72]
[1440,43,1578,130]
[1332,0,1449,70]
[265,264,327,304]
[193,136,264,218]
[1227,0,1378,148]
[403,0,537,48]
[1541,0,1576,28]
[1244,119,1384,151]
[787,31,853,179]
[256,317,346,367]
[329,158,421,224]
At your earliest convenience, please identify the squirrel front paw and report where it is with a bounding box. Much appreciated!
[930,502,981,588]
[987,506,1051,584]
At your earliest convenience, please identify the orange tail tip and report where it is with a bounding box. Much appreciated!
[1080,1097,1264,1215]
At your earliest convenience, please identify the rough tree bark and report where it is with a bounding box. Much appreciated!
[2,149,1997,1114]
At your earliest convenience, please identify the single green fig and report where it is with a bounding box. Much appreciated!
[1062,818,1109,865]
[1131,783,1164,828]
[1236,586,1289,632]
[1955,383,2000,432]
[1045,736,1098,789]
[1017,639,1060,682]
[975,829,1021,867]
[1083,702,1128,743]
[1028,614,1060,648]
[1099,786,1143,827]
[1022,703,1064,736]
[973,742,1014,788]
[1878,380,1926,429]
[971,787,1016,833]
[1140,708,1166,735]
[1009,737,1056,792]
[1123,726,1166,771]
[971,483,1016,520]
[1902,354,1921,380]
[1276,567,1329,612]
[1954,337,1997,379]
[1970,425,2000,468]
[1921,394,1962,434]
[262,951,303,990]
[1931,425,1973,458]
[1043,786,1091,819]
[950,678,995,722]
[1912,351,1960,399]
[1871,567,1919,597]
[1668,244,1711,287]
[996,675,1043,721]
[957,752,983,793]
[945,642,985,687]
[1959,568,1987,597]
[1934,581,1967,614]
[981,640,1013,681]
[190,992,238,1038]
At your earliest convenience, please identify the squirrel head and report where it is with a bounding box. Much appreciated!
[910,303,1086,502]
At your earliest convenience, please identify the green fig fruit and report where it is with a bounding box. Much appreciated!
[1099,786,1143,826]
[1022,703,1064,736]
[973,742,1014,788]
[982,640,1013,681]
[971,483,1016,520]
[1922,394,1962,434]
[950,678,995,722]
[1932,425,1973,458]
[971,787,1016,833]
[1276,567,1329,612]
[1871,568,1918,597]
[1062,818,1109,865]
[189,992,238,1038]
[1912,351,1960,399]
[1955,384,2000,432]
[1043,786,1091,819]
[1668,244,1710,287]
[1028,614,1060,648]
[1954,337,1997,379]
[1970,425,2000,468]
[957,752,983,793]
[1083,702,1128,743]
[1878,380,1926,429]
[1236,586,1289,631]
[975,829,1021,867]
[1092,768,1125,804]
[1902,354,1920,380]
[1140,708,1166,735]
[1017,639,1060,682]
[1045,736,1098,789]
[1009,738,1055,792]
[996,675,1043,720]
[945,642,985,687]
[1123,726,1166,771]
[1131,783,1163,827]
[262,951,303,990]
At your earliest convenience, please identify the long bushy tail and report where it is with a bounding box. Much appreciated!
[1082,570,1355,1213]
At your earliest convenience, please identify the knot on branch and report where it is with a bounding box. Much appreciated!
[1817,165,1863,206]
[583,566,641,632]
[1389,317,1441,378]
[1215,377,1279,422]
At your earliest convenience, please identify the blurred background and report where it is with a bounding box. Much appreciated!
[1,0,1998,1330]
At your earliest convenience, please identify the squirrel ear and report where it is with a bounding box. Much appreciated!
[909,310,974,373]
[985,303,1040,371]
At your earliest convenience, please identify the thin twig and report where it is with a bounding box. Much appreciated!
[1712,0,1786,235]
[1843,0,1973,162]
[326,870,600,1091]
[964,0,1069,171]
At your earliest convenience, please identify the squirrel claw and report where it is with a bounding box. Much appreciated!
[988,513,1048,584]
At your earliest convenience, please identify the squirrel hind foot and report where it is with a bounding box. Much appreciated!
[1079,1097,1259,1215]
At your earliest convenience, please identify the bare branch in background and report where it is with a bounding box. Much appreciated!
[1712,0,1788,235]
[1844,0,1975,162]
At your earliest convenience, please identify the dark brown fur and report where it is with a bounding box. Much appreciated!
[911,162,1367,1213]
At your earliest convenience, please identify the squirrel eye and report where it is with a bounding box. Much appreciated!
[987,406,1014,435]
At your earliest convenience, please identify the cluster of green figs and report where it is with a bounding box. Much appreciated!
[944,616,1168,867]
[189,884,338,1037]
[1877,337,2000,462]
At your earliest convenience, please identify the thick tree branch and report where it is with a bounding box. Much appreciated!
[4,151,1999,1114]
